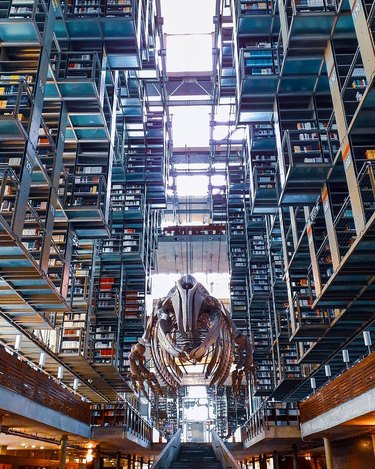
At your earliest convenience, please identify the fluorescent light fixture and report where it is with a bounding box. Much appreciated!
[57,366,64,380]
[39,352,46,367]
[14,334,22,351]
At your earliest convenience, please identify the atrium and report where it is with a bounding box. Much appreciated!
[0,0,374,468]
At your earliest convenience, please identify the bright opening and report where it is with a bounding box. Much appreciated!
[172,106,210,147]
[166,34,213,73]
[162,0,215,73]
[176,175,209,197]
[162,0,215,34]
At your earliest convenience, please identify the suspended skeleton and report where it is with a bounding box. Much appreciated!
[129,275,254,397]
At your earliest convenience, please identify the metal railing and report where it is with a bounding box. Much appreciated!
[0,78,33,139]
[300,351,375,423]
[333,195,356,259]
[241,401,299,443]
[0,0,49,40]
[63,174,108,214]
[291,0,338,14]
[92,402,153,443]
[64,0,136,19]
[358,161,375,224]
[151,429,181,469]
[0,344,91,424]
[237,0,273,16]
[211,430,241,469]
[240,46,280,79]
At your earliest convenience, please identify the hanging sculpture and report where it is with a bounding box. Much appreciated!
[129,275,254,397]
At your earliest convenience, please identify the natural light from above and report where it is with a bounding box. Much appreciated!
[162,0,215,73]
[166,34,213,73]
[172,106,211,148]
[162,0,215,34]
[176,175,209,197]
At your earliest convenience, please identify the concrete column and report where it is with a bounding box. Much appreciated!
[94,445,101,469]
[273,450,279,469]
[372,434,375,457]
[324,438,334,469]
[116,451,121,469]
[0,446,7,455]
[59,435,68,469]
[292,444,299,469]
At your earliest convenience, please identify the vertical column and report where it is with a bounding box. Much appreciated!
[372,434,375,457]
[116,452,121,469]
[12,0,59,237]
[292,444,299,469]
[348,0,375,82]
[94,445,101,469]
[40,102,68,272]
[59,435,68,469]
[306,221,322,296]
[252,457,256,469]
[273,450,279,469]
[321,184,341,270]
[325,42,366,234]
[324,438,334,469]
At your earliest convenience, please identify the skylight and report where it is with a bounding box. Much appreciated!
[162,0,215,74]
[176,175,209,197]
[162,0,215,35]
[172,106,211,148]
[166,34,213,73]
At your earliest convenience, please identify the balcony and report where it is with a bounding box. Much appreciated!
[0,78,33,140]
[91,402,153,449]
[278,129,333,205]
[233,0,277,37]
[59,0,142,68]
[313,163,375,309]
[0,344,91,427]
[290,293,335,341]
[63,174,110,238]
[0,168,69,327]
[0,0,48,44]
[241,402,300,451]
[300,351,375,438]
[282,0,337,45]
[237,46,279,122]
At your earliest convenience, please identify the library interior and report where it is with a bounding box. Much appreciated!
[0,0,374,468]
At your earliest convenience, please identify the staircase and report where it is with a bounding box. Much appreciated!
[169,443,223,469]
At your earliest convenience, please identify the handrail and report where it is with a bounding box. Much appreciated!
[300,351,375,423]
[211,430,240,469]
[91,402,153,443]
[152,429,181,469]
